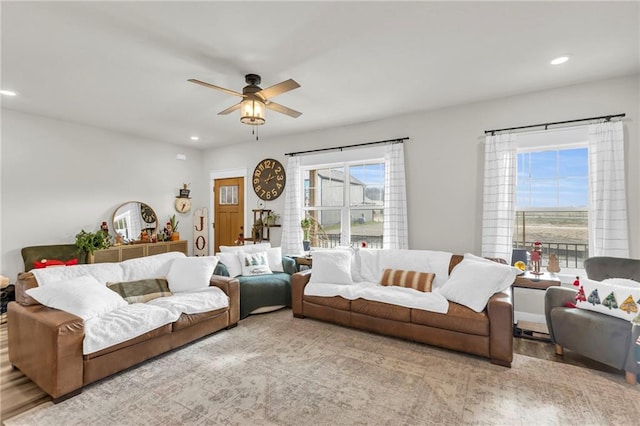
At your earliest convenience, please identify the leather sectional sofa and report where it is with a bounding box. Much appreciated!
[8,254,240,402]
[292,253,514,367]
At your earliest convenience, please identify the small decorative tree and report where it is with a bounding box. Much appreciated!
[547,253,561,273]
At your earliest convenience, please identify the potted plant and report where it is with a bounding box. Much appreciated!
[169,214,180,241]
[75,229,111,261]
[265,211,280,226]
[300,217,312,251]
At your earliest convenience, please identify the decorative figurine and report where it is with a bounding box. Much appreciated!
[531,241,543,275]
[164,222,173,239]
[547,253,561,273]
[573,276,580,287]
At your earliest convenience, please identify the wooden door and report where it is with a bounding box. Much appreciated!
[214,177,244,253]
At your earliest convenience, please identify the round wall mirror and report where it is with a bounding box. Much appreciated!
[112,201,157,242]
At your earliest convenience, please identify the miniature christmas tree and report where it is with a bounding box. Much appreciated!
[602,291,618,310]
[620,295,638,314]
[546,254,561,273]
[575,286,586,303]
[587,289,601,306]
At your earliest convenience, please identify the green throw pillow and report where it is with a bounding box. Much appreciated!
[107,278,172,304]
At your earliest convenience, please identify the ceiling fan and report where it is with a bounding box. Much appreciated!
[188,74,301,126]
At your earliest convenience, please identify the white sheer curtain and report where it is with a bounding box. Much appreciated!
[481,132,517,261]
[588,120,629,257]
[383,143,408,249]
[281,156,304,255]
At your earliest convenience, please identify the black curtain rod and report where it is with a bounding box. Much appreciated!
[285,137,409,157]
[484,113,625,135]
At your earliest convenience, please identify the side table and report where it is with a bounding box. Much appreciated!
[293,256,312,272]
[512,272,561,341]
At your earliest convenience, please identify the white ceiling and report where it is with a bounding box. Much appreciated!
[2,1,638,149]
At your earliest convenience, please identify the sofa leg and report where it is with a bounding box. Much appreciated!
[555,344,564,356]
[625,371,638,385]
[226,323,238,330]
[293,313,305,319]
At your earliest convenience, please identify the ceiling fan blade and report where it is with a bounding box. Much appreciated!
[218,103,241,115]
[188,79,245,98]
[256,79,300,100]
[265,101,302,118]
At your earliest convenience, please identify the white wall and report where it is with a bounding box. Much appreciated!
[202,74,639,259]
[2,74,638,283]
[1,110,206,280]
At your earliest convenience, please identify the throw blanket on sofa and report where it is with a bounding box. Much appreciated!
[304,282,449,314]
[31,252,185,286]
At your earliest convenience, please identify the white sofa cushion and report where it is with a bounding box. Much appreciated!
[167,256,219,292]
[83,303,177,355]
[304,282,449,313]
[219,243,271,253]
[147,286,229,317]
[357,249,453,288]
[309,250,354,285]
[438,253,520,313]
[120,252,186,282]
[216,252,243,277]
[31,262,124,287]
[26,275,128,320]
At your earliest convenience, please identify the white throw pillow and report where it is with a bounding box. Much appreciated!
[216,252,243,277]
[309,250,354,285]
[438,254,520,312]
[219,243,272,253]
[166,256,219,293]
[575,277,640,322]
[266,247,284,273]
[26,275,127,320]
[238,251,273,276]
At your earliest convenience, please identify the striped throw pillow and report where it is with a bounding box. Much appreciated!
[107,278,173,304]
[380,269,435,292]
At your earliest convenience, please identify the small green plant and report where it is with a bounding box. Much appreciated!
[169,214,179,233]
[75,229,110,255]
[300,217,312,240]
[266,211,280,226]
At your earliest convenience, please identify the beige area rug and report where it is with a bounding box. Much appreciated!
[4,309,640,425]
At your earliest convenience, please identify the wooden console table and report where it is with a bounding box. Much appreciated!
[88,240,188,263]
[512,271,561,341]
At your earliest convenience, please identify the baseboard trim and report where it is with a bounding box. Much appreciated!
[514,311,545,324]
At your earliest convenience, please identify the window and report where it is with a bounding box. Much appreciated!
[302,161,385,248]
[514,129,589,269]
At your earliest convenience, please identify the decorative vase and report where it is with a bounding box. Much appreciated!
[303,240,310,251]
[171,231,180,241]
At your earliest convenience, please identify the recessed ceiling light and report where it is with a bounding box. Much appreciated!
[190,136,199,141]
[550,56,569,65]
[0,90,17,96]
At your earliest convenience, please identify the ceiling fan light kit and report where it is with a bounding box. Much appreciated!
[188,73,301,128]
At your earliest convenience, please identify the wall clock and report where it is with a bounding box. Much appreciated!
[175,197,192,213]
[140,204,157,223]
[252,158,286,200]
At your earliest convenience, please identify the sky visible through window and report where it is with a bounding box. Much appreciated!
[517,147,588,208]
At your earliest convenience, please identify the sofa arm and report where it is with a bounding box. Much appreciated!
[544,287,577,343]
[16,271,40,305]
[291,270,312,317]
[8,302,84,400]
[486,289,513,367]
[210,275,240,326]
[282,256,297,275]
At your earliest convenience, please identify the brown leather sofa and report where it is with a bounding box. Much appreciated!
[292,255,513,367]
[8,272,240,402]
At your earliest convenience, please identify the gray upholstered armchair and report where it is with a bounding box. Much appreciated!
[545,257,640,385]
